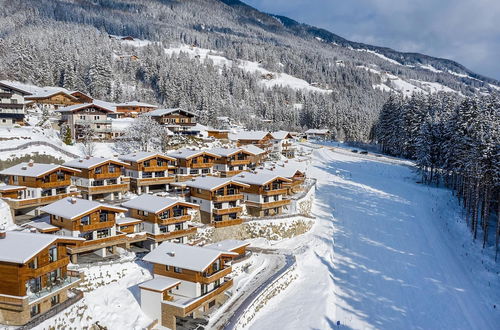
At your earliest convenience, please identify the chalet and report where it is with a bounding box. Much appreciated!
[259,163,307,194]
[146,108,198,134]
[39,197,138,262]
[210,147,252,177]
[115,101,157,118]
[0,81,31,126]
[139,242,236,330]
[70,91,93,104]
[0,162,80,216]
[121,194,199,249]
[232,131,274,151]
[205,239,250,259]
[305,128,331,140]
[0,231,82,326]
[234,172,292,217]
[57,100,117,141]
[177,176,249,227]
[168,149,219,179]
[206,129,230,140]
[270,131,295,158]
[118,152,177,194]
[25,88,80,107]
[63,157,130,201]
[240,145,267,168]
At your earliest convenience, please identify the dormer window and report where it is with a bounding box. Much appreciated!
[28,257,38,269]
[48,245,58,262]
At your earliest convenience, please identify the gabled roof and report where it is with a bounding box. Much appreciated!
[0,80,35,95]
[115,101,158,108]
[118,152,176,163]
[25,219,60,233]
[64,157,128,170]
[0,163,80,178]
[0,231,59,264]
[234,131,272,141]
[179,176,249,191]
[57,100,117,113]
[0,185,26,192]
[205,239,250,253]
[209,147,251,157]
[121,194,198,214]
[240,145,266,156]
[25,89,78,101]
[139,276,181,292]
[271,130,293,140]
[145,108,198,118]
[115,217,143,226]
[40,197,127,220]
[233,172,292,186]
[259,164,306,178]
[168,149,219,160]
[143,242,236,272]
[305,128,330,134]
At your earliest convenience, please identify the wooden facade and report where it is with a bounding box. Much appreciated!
[207,130,229,139]
[236,133,274,151]
[115,103,157,117]
[25,92,80,107]
[121,154,177,194]
[213,149,252,177]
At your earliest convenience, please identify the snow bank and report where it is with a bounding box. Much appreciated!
[0,200,15,230]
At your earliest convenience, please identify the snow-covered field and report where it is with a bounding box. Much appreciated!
[246,147,500,329]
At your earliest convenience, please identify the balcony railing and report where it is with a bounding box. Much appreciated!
[213,194,243,202]
[213,206,242,215]
[261,188,287,196]
[200,266,232,284]
[84,183,129,194]
[158,214,191,225]
[213,218,242,228]
[28,275,81,303]
[3,191,78,209]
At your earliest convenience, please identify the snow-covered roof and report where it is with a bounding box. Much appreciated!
[121,194,198,214]
[240,145,266,155]
[271,130,293,140]
[145,108,198,117]
[0,80,36,95]
[206,128,230,132]
[25,87,78,100]
[179,176,249,191]
[139,276,181,292]
[25,219,60,233]
[143,242,236,272]
[118,152,175,163]
[64,157,128,170]
[57,100,117,113]
[115,101,157,108]
[234,131,271,141]
[40,197,127,220]
[0,163,80,178]
[258,163,306,178]
[209,147,247,157]
[115,217,143,225]
[168,149,219,160]
[205,239,250,253]
[305,129,330,134]
[0,231,59,264]
[233,172,291,186]
[0,185,26,192]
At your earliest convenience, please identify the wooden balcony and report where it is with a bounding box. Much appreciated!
[147,227,197,242]
[213,206,242,215]
[213,194,243,202]
[139,165,173,172]
[135,176,175,185]
[26,256,70,278]
[245,199,290,209]
[67,233,148,254]
[213,218,242,228]
[79,220,115,232]
[158,214,191,225]
[93,172,122,180]
[228,159,249,166]
[191,162,214,169]
[81,183,129,194]
[3,192,78,209]
[39,180,72,189]
[261,188,287,196]
[200,266,232,284]
[182,279,233,314]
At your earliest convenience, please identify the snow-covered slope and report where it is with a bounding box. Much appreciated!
[247,147,500,329]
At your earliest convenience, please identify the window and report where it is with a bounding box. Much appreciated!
[154,171,164,177]
[214,279,221,289]
[108,178,117,185]
[55,187,66,194]
[212,259,220,272]
[95,167,102,174]
[81,215,90,226]
[30,304,40,317]
[174,223,182,231]
[41,189,52,197]
[214,203,222,209]
[229,201,237,207]
[28,277,41,294]
[157,159,164,167]
[208,299,216,308]
[201,284,208,295]
[159,225,168,233]
[108,165,116,173]
[140,210,149,217]
[11,98,17,104]
[196,188,202,194]
[47,268,60,285]
[99,212,108,222]
[28,257,38,269]
[48,245,58,262]
[96,229,110,238]
[92,180,104,186]
[143,172,152,178]
[173,267,182,273]
[159,210,170,219]
[51,294,60,307]
[201,168,209,174]
[143,160,150,167]
[173,206,183,217]
[165,265,170,271]
[189,169,198,175]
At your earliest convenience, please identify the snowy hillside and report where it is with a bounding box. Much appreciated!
[247,146,500,329]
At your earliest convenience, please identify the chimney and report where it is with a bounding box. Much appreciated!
[167,251,175,257]
[78,159,83,163]
[70,197,77,204]
[30,228,37,233]
[21,166,27,170]
[28,159,34,167]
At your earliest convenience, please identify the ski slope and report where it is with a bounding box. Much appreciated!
[248,147,499,329]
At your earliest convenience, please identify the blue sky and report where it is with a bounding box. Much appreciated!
[245,0,500,80]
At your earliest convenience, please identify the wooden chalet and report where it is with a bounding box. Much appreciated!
[146,108,198,135]
[233,131,274,152]
[305,128,331,140]
[234,172,292,217]
[259,163,307,194]
[115,101,157,118]
[205,239,250,260]
[70,91,93,104]
[25,89,80,107]
[271,131,295,158]
[57,101,116,141]
[169,149,219,179]
[63,157,130,201]
[121,194,199,249]
[240,145,267,168]
[177,177,249,228]
[0,162,80,216]
[209,147,252,177]
[0,81,31,126]
[118,152,177,194]
[140,242,237,330]
[0,231,82,326]
[206,129,229,140]
[39,197,140,262]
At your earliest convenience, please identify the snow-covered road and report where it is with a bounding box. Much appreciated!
[248,147,500,329]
